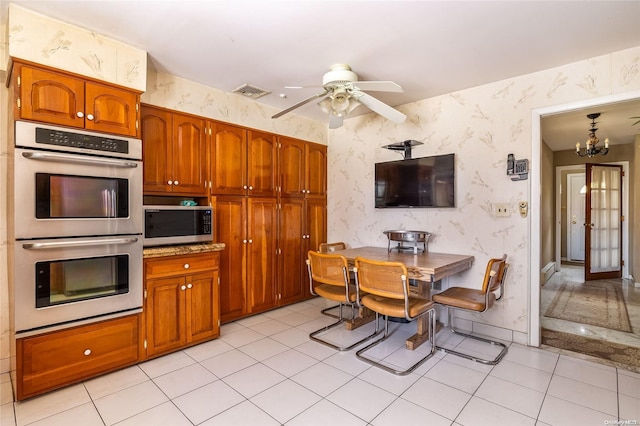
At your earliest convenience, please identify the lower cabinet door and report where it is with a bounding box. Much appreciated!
[145,276,187,357]
[187,270,220,343]
[17,315,139,400]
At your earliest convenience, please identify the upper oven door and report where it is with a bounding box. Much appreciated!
[14,147,143,239]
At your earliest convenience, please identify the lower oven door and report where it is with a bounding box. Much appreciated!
[14,235,143,334]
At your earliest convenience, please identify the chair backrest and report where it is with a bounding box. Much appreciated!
[354,257,409,300]
[318,242,347,253]
[481,254,508,294]
[307,250,350,287]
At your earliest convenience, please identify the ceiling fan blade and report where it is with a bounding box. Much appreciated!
[352,81,403,92]
[328,113,344,129]
[272,90,329,119]
[355,92,407,124]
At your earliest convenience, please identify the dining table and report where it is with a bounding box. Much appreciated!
[332,246,475,350]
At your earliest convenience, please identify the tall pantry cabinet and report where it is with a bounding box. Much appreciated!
[213,130,327,323]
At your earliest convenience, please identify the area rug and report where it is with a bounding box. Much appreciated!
[541,329,640,370]
[544,280,632,332]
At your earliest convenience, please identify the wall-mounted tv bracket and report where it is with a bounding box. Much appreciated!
[506,153,528,181]
[382,140,424,159]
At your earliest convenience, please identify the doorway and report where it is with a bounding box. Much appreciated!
[529,90,640,347]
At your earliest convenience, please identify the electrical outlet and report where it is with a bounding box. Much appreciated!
[494,203,511,217]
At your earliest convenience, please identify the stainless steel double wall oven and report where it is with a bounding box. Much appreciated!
[12,121,144,335]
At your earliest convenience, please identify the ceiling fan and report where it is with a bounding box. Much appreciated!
[272,64,407,129]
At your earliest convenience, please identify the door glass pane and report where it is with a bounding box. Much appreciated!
[589,166,620,273]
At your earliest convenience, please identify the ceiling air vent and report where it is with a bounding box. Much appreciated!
[232,84,271,99]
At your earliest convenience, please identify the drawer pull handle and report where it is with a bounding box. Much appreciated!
[184,263,190,269]
[84,349,91,356]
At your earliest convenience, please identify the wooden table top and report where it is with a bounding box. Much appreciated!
[333,246,474,282]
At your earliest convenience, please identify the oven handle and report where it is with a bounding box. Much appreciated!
[21,151,139,168]
[22,237,139,250]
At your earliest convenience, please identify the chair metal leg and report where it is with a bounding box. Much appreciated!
[436,308,508,365]
[356,309,437,376]
[309,303,382,351]
[321,303,356,319]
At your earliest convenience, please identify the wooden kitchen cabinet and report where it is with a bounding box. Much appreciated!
[13,61,140,137]
[216,196,278,321]
[144,252,220,358]
[279,198,327,302]
[279,137,327,199]
[210,122,277,197]
[141,104,207,195]
[16,314,140,401]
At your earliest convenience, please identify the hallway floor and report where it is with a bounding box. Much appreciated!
[2,297,640,425]
[541,265,640,351]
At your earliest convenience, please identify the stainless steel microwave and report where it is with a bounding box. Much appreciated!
[143,205,213,246]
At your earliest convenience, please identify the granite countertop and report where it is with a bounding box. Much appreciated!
[143,242,226,258]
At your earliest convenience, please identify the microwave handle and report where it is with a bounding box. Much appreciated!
[21,151,139,168]
[23,237,139,250]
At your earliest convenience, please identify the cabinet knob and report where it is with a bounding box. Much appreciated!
[83,349,91,356]
[77,112,84,118]
[248,239,253,243]
[243,239,247,244]
[181,285,187,291]
[248,186,253,190]
[306,190,311,194]
[184,263,190,269]
[301,190,305,193]
[187,283,193,289]
[174,180,179,185]
[168,180,173,185]
[86,113,94,121]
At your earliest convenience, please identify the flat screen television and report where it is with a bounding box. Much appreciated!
[375,153,455,208]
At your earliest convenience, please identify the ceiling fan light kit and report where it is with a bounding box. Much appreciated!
[272,64,407,128]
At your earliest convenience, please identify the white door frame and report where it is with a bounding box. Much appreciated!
[529,89,640,347]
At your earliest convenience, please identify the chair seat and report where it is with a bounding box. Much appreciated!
[315,283,359,303]
[432,287,496,312]
[361,294,433,318]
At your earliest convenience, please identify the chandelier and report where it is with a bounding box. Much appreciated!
[576,113,609,158]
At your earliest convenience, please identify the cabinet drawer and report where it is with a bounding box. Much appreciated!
[17,315,139,400]
[145,252,219,278]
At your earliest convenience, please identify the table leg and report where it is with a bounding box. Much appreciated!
[344,306,375,330]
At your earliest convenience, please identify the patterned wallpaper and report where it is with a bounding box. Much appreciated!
[7,4,146,91]
[326,46,640,334]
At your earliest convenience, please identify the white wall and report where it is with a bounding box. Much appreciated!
[327,46,640,340]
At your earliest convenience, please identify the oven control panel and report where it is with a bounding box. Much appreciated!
[35,127,129,154]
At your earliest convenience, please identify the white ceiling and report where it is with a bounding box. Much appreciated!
[3,0,640,149]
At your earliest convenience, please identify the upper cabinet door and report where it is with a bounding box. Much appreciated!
[305,142,327,198]
[16,62,140,137]
[211,123,247,195]
[247,130,277,197]
[18,64,85,128]
[141,106,172,193]
[172,113,207,195]
[85,82,139,137]
[279,136,306,198]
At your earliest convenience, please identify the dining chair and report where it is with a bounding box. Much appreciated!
[353,256,437,375]
[431,254,509,365]
[317,242,351,318]
[306,251,381,351]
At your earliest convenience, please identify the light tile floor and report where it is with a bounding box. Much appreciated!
[2,298,639,426]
